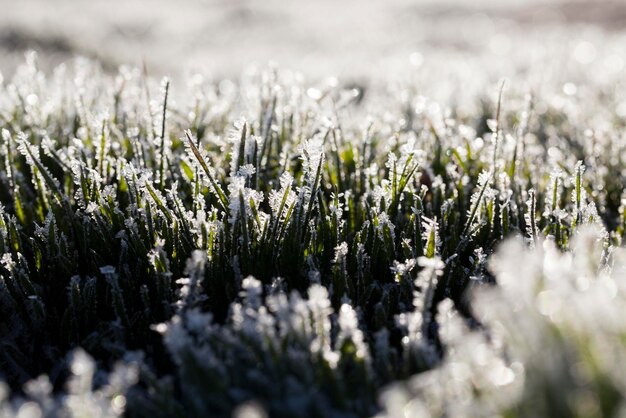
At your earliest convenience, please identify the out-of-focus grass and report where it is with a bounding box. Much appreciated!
[2,0,626,81]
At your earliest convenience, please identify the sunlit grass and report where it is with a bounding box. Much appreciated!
[0,52,625,417]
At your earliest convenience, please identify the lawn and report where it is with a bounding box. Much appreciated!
[1,36,626,417]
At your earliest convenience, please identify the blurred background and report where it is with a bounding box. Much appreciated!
[1,0,625,83]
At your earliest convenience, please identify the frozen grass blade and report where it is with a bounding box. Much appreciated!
[184,129,228,211]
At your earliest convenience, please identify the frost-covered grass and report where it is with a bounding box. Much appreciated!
[1,52,626,417]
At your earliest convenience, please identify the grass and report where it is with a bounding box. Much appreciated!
[0,52,625,417]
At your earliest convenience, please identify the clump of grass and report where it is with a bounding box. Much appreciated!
[0,53,625,417]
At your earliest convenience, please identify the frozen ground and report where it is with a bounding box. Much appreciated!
[3,2,626,417]
[1,0,626,83]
